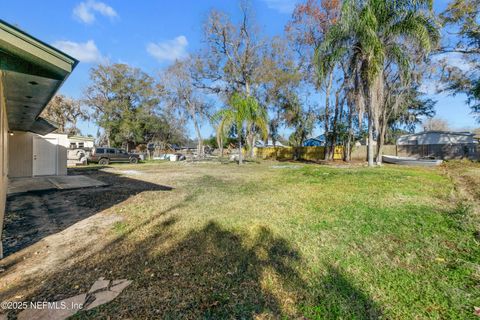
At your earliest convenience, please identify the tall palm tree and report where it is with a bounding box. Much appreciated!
[316,0,439,166]
[215,92,268,164]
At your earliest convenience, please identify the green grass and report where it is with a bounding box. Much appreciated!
[15,161,480,318]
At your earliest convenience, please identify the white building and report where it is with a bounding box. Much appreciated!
[67,135,95,149]
[8,131,68,177]
[397,131,477,145]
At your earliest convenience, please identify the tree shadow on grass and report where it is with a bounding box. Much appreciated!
[2,166,384,319]
[9,220,307,319]
[3,211,384,319]
[3,209,386,318]
[305,265,383,319]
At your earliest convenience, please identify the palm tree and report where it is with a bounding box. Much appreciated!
[215,92,268,164]
[316,0,439,166]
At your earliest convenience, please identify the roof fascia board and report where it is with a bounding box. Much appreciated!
[0,20,78,74]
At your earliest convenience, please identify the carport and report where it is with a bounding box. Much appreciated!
[0,19,78,257]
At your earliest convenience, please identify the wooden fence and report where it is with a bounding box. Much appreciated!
[350,145,397,161]
[254,143,479,161]
[254,146,342,161]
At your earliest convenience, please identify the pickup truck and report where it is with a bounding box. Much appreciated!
[87,147,140,165]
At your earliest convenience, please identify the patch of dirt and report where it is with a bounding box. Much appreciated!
[443,162,480,235]
[0,167,173,303]
[0,212,122,301]
[445,162,480,205]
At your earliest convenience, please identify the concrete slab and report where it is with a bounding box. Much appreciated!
[7,175,107,195]
[48,175,107,190]
[7,177,56,195]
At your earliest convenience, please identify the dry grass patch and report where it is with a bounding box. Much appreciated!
[0,160,479,319]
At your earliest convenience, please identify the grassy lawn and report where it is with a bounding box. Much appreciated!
[4,161,480,319]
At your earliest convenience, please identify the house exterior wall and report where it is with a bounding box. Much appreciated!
[8,131,33,177]
[397,144,479,160]
[397,132,476,145]
[0,71,7,258]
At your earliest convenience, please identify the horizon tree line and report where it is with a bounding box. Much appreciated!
[42,0,479,164]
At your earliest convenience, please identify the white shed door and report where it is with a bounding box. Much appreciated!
[33,137,57,176]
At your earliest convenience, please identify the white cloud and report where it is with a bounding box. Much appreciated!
[53,40,104,63]
[262,0,298,14]
[146,36,188,63]
[73,0,117,24]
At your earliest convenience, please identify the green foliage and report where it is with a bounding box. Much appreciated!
[215,93,268,144]
[203,135,218,148]
[84,63,182,148]
[440,0,480,121]
[315,0,439,164]
[282,92,316,147]
[213,92,268,162]
[41,94,88,135]
[317,0,439,89]
[390,85,436,131]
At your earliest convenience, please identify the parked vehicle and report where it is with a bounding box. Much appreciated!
[87,147,140,165]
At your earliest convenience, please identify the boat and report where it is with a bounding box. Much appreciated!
[382,155,443,167]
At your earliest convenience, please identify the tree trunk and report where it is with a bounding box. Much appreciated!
[238,133,243,165]
[330,88,341,161]
[246,125,255,159]
[376,111,387,164]
[366,72,383,167]
[249,134,256,158]
[192,113,203,158]
[345,133,352,162]
[367,84,376,167]
[367,115,374,167]
[244,81,255,159]
[345,108,354,162]
[324,72,333,160]
[105,129,111,147]
[376,127,385,164]
[217,134,224,157]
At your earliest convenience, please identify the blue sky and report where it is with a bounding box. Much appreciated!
[2,0,477,138]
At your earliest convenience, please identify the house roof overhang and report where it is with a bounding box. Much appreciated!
[0,19,78,135]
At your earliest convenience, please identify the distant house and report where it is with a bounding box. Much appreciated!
[397,131,477,145]
[303,135,325,147]
[355,138,376,146]
[65,135,95,166]
[67,135,95,150]
[396,131,478,160]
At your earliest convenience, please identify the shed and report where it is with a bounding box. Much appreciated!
[8,131,68,177]
[397,131,477,145]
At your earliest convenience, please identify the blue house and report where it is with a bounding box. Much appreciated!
[303,135,325,147]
